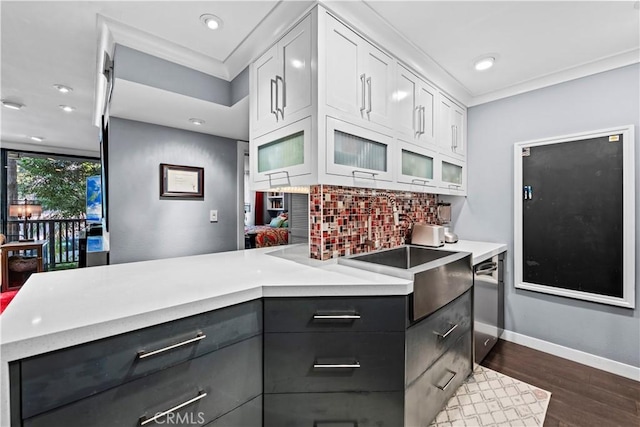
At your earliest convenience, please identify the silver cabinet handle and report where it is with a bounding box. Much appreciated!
[366,76,372,114]
[414,106,420,135]
[436,369,457,391]
[313,313,361,320]
[411,178,430,185]
[352,170,378,179]
[435,323,458,339]
[451,125,455,150]
[360,74,366,112]
[137,332,206,359]
[454,125,458,149]
[476,261,498,275]
[139,391,207,426]
[270,79,278,122]
[313,362,361,369]
[420,106,426,135]
[265,170,291,186]
[276,75,285,119]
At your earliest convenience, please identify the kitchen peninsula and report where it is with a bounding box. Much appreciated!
[1,241,506,426]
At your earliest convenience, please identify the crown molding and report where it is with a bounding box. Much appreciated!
[468,48,640,107]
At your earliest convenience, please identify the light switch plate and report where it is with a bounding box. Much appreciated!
[209,210,218,222]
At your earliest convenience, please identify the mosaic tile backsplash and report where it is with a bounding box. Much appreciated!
[310,185,438,260]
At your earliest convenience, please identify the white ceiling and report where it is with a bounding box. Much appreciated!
[1,1,638,156]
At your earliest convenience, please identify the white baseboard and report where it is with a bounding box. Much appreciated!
[500,330,640,382]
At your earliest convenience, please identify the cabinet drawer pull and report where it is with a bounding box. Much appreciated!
[352,170,378,179]
[276,75,285,119]
[420,105,426,134]
[436,369,457,391]
[139,390,207,426]
[137,332,206,359]
[435,323,458,339]
[271,79,278,122]
[414,106,420,135]
[313,313,361,320]
[313,362,361,369]
[366,76,372,114]
[411,178,430,185]
[451,125,455,150]
[360,74,366,112]
[484,338,491,346]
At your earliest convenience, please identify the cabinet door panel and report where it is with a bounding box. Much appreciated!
[254,45,280,134]
[24,337,262,427]
[21,300,262,419]
[280,15,312,123]
[363,45,393,128]
[325,16,362,117]
[395,66,418,139]
[405,331,472,427]
[205,395,262,427]
[264,296,406,333]
[264,392,403,427]
[418,81,437,145]
[264,332,405,393]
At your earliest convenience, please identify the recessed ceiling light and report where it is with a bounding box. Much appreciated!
[1,100,24,110]
[200,14,223,30]
[30,136,45,142]
[53,84,73,94]
[189,118,205,126]
[474,56,496,71]
[59,105,76,112]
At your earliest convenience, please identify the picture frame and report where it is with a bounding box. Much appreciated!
[160,163,204,199]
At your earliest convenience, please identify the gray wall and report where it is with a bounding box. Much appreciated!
[107,117,238,264]
[454,64,640,367]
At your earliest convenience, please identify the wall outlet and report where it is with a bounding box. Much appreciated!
[209,210,218,222]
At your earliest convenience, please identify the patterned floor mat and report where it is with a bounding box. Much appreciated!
[430,365,551,427]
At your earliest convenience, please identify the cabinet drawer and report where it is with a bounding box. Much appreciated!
[205,395,262,427]
[21,299,262,418]
[264,391,403,427]
[23,336,262,427]
[264,296,406,332]
[264,331,404,393]
[406,290,471,384]
[405,331,472,427]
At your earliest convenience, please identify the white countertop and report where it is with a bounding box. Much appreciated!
[434,239,507,265]
[0,240,505,425]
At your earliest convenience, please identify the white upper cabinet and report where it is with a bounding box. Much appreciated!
[325,15,393,130]
[251,15,313,137]
[438,93,466,159]
[395,64,437,148]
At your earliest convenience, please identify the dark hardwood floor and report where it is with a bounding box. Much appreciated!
[481,339,640,427]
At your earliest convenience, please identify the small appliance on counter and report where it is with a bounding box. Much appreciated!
[437,202,458,244]
[411,224,444,248]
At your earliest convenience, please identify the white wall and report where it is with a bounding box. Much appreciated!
[453,64,640,368]
[107,118,239,264]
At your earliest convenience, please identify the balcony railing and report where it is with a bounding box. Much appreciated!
[5,219,87,270]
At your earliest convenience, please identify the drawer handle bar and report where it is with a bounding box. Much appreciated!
[313,313,361,320]
[137,332,206,359]
[352,170,379,179]
[313,362,361,369]
[139,390,207,426]
[436,369,457,391]
[435,323,458,339]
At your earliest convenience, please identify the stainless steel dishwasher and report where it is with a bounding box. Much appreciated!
[473,252,505,363]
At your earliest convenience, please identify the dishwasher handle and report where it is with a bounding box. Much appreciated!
[475,261,497,275]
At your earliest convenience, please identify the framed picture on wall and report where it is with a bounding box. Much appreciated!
[160,163,204,199]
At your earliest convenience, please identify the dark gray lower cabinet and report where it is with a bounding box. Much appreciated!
[263,290,473,427]
[23,336,262,427]
[205,395,262,427]
[264,392,404,427]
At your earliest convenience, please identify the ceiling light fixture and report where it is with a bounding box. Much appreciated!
[474,56,496,71]
[1,100,24,110]
[200,14,223,30]
[189,118,205,126]
[30,136,45,142]
[59,105,76,112]
[53,84,73,94]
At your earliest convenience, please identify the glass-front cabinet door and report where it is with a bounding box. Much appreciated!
[440,154,466,194]
[251,117,312,187]
[326,116,393,184]
[396,140,438,189]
